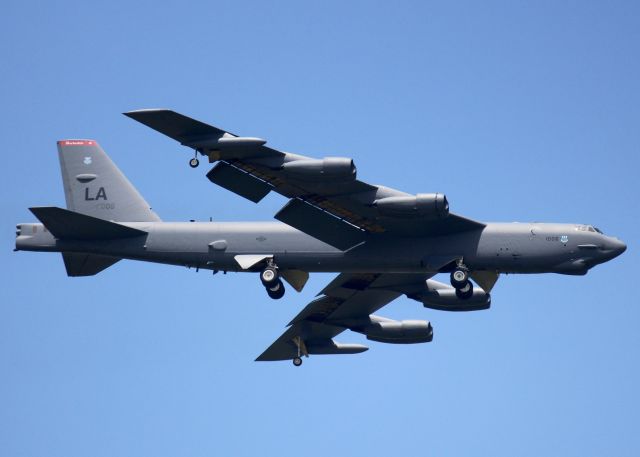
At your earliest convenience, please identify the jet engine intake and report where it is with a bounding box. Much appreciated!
[374,193,449,219]
[282,157,356,182]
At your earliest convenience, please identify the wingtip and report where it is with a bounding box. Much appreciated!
[123,108,173,118]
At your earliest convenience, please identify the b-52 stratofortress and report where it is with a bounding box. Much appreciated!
[15,110,626,366]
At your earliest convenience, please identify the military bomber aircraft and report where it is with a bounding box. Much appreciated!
[15,110,626,366]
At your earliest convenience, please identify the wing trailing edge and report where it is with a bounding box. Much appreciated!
[274,198,367,251]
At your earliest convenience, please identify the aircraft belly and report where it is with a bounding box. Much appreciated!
[143,222,338,254]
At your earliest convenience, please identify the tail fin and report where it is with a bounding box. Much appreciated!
[57,140,160,222]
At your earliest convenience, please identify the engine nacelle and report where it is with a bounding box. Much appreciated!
[419,279,491,312]
[374,193,449,219]
[353,318,433,344]
[282,157,357,182]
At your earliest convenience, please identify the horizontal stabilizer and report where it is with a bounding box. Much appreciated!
[275,199,367,251]
[62,253,121,276]
[29,207,147,240]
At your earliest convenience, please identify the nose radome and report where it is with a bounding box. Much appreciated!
[610,238,627,257]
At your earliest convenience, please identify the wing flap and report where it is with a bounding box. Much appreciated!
[206,162,272,203]
[274,199,367,250]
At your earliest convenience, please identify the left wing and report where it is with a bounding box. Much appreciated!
[256,272,434,362]
[125,109,485,250]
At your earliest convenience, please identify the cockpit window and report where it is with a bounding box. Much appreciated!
[577,225,603,234]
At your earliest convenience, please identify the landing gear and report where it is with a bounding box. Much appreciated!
[455,280,474,300]
[260,265,279,286]
[189,157,200,168]
[266,280,285,300]
[451,263,473,300]
[450,267,469,289]
[292,336,307,367]
[261,263,285,299]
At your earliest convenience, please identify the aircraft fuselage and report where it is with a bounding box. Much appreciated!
[16,220,625,276]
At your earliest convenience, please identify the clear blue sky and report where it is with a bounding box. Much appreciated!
[1,1,639,456]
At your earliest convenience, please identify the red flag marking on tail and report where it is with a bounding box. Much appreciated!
[57,140,96,146]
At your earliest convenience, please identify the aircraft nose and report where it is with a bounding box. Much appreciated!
[607,238,626,259]
[613,239,627,257]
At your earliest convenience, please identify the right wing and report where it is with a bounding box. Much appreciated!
[125,109,485,250]
[256,272,434,362]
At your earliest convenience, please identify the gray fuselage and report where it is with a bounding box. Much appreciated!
[16,220,626,276]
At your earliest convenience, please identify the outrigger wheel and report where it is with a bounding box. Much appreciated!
[292,336,305,367]
[189,157,200,168]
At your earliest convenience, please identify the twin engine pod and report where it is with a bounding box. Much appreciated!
[374,193,449,219]
[336,315,434,344]
[282,157,357,182]
[418,279,491,312]
[280,158,449,221]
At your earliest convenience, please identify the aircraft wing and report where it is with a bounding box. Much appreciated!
[256,272,434,362]
[125,109,485,250]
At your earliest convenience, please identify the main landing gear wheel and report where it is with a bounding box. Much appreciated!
[450,268,470,289]
[293,357,303,367]
[260,266,279,286]
[455,280,474,300]
[189,157,200,168]
[266,280,285,300]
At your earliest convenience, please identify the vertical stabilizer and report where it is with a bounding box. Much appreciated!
[57,140,160,222]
